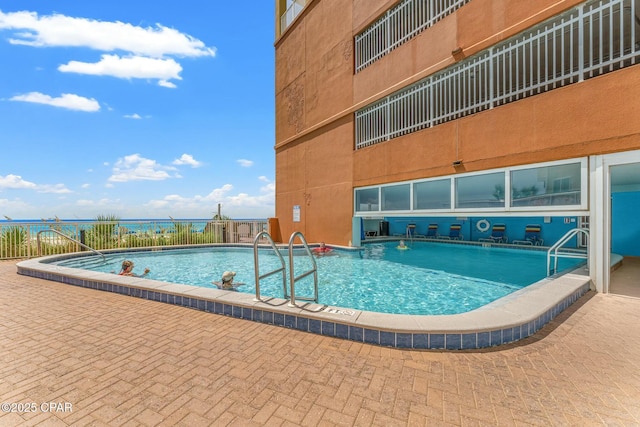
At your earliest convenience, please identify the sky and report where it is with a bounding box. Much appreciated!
[0,1,276,221]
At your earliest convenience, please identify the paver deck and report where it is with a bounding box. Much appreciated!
[1,259,639,426]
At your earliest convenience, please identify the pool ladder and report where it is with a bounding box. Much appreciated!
[253,231,319,307]
[546,228,589,276]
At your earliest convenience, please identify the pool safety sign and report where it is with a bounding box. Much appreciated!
[293,205,300,222]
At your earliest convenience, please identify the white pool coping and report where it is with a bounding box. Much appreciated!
[17,252,592,349]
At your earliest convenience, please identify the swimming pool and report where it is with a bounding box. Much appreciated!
[17,241,591,349]
[49,241,582,315]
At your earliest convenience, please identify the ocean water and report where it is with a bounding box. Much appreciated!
[0,218,264,235]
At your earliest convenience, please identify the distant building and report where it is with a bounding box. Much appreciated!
[274,0,640,293]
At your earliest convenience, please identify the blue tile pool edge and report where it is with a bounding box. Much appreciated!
[16,260,591,350]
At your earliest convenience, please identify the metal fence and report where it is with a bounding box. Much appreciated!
[355,0,472,73]
[355,0,639,149]
[0,219,269,260]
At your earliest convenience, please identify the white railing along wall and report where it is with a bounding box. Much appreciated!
[355,0,473,73]
[355,0,639,149]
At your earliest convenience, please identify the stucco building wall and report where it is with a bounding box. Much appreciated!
[275,0,640,245]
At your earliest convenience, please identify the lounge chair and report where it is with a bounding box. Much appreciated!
[439,223,463,240]
[479,223,507,243]
[513,224,544,246]
[425,224,439,239]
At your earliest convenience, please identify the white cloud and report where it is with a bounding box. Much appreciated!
[0,10,216,58]
[144,179,275,218]
[0,174,71,193]
[0,198,33,216]
[257,176,275,194]
[59,54,183,87]
[0,174,37,190]
[0,180,275,219]
[172,154,203,168]
[124,113,142,119]
[158,80,177,89]
[36,184,72,194]
[261,182,276,193]
[76,198,119,208]
[237,159,254,168]
[9,92,100,112]
[108,154,179,182]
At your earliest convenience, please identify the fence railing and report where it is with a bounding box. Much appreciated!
[355,0,640,149]
[355,0,472,73]
[0,219,269,260]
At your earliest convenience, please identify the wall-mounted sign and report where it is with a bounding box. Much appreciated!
[293,205,300,222]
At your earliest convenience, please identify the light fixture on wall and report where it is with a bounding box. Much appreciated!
[451,47,465,60]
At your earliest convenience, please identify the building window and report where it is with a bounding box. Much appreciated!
[355,188,379,212]
[511,163,582,207]
[381,184,411,211]
[455,172,505,209]
[280,0,306,34]
[413,179,451,209]
[354,159,587,215]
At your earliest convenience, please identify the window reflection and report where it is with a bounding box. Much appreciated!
[382,184,410,211]
[355,160,584,214]
[511,163,581,207]
[355,188,379,212]
[456,172,505,208]
[413,179,450,209]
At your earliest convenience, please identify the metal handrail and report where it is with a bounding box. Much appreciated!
[253,231,287,302]
[406,224,416,244]
[546,228,589,276]
[37,228,105,261]
[287,231,318,307]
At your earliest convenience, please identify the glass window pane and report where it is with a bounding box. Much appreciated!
[455,172,505,208]
[511,163,581,207]
[382,184,410,211]
[355,188,379,212]
[413,179,451,209]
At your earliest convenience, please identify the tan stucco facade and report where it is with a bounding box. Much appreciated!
[274,0,640,246]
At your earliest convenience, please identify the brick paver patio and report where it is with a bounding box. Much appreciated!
[1,260,639,426]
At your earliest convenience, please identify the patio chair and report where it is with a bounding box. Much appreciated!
[439,224,463,240]
[513,224,544,246]
[425,224,439,239]
[479,224,507,243]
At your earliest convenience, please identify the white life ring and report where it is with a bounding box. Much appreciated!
[476,219,490,233]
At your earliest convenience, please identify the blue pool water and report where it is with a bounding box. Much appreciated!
[52,241,583,315]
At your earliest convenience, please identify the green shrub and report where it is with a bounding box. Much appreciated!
[0,225,28,258]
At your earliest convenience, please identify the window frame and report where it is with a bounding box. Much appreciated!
[353,158,588,216]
